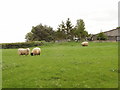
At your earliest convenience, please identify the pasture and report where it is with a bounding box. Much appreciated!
[2,42,118,88]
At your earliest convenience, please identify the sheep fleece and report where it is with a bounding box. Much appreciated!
[18,48,30,55]
[32,47,41,55]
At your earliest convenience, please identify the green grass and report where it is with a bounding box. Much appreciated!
[2,42,118,88]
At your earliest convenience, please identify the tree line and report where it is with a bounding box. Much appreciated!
[25,18,88,42]
[25,18,108,42]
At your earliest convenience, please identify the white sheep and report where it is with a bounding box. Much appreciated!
[18,48,30,55]
[81,41,88,46]
[31,47,41,56]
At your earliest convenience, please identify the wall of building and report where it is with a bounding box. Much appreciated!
[104,29,118,36]
[92,29,120,41]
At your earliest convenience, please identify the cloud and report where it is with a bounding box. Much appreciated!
[118,1,120,26]
[0,0,119,43]
[88,10,117,22]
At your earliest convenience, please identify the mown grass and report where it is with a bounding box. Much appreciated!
[2,42,118,88]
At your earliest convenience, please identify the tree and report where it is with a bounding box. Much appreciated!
[97,32,107,40]
[25,32,34,42]
[25,24,55,42]
[65,18,74,40]
[74,19,88,41]
[55,21,66,40]
[116,27,120,29]
[55,18,74,41]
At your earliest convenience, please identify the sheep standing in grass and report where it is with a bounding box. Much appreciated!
[31,47,41,56]
[81,41,88,46]
[18,48,30,55]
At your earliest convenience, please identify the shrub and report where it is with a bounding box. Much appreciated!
[97,32,108,40]
[1,41,45,49]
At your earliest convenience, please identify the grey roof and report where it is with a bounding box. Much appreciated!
[93,29,120,36]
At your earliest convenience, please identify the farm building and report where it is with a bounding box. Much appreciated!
[92,28,120,41]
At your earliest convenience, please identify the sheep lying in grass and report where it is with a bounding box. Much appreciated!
[31,47,41,56]
[81,41,88,46]
[18,48,30,55]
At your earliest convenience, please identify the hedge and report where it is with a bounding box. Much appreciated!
[0,41,45,49]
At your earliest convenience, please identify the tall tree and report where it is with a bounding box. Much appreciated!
[55,18,74,41]
[75,19,88,41]
[55,21,66,40]
[65,18,74,40]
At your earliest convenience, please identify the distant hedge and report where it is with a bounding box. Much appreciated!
[1,41,45,49]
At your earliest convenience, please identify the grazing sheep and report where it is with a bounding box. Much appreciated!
[18,48,30,55]
[31,47,41,56]
[81,41,88,46]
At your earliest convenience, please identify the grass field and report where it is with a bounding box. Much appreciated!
[2,42,118,88]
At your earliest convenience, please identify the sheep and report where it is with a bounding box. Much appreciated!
[81,41,88,46]
[31,47,41,56]
[18,48,30,55]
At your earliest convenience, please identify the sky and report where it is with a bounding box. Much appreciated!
[0,0,119,43]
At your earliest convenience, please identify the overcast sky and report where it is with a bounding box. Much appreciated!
[0,0,119,43]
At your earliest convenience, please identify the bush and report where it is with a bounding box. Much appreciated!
[1,41,45,49]
[97,32,108,40]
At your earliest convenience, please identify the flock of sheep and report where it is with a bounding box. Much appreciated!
[18,47,41,56]
[17,41,88,56]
